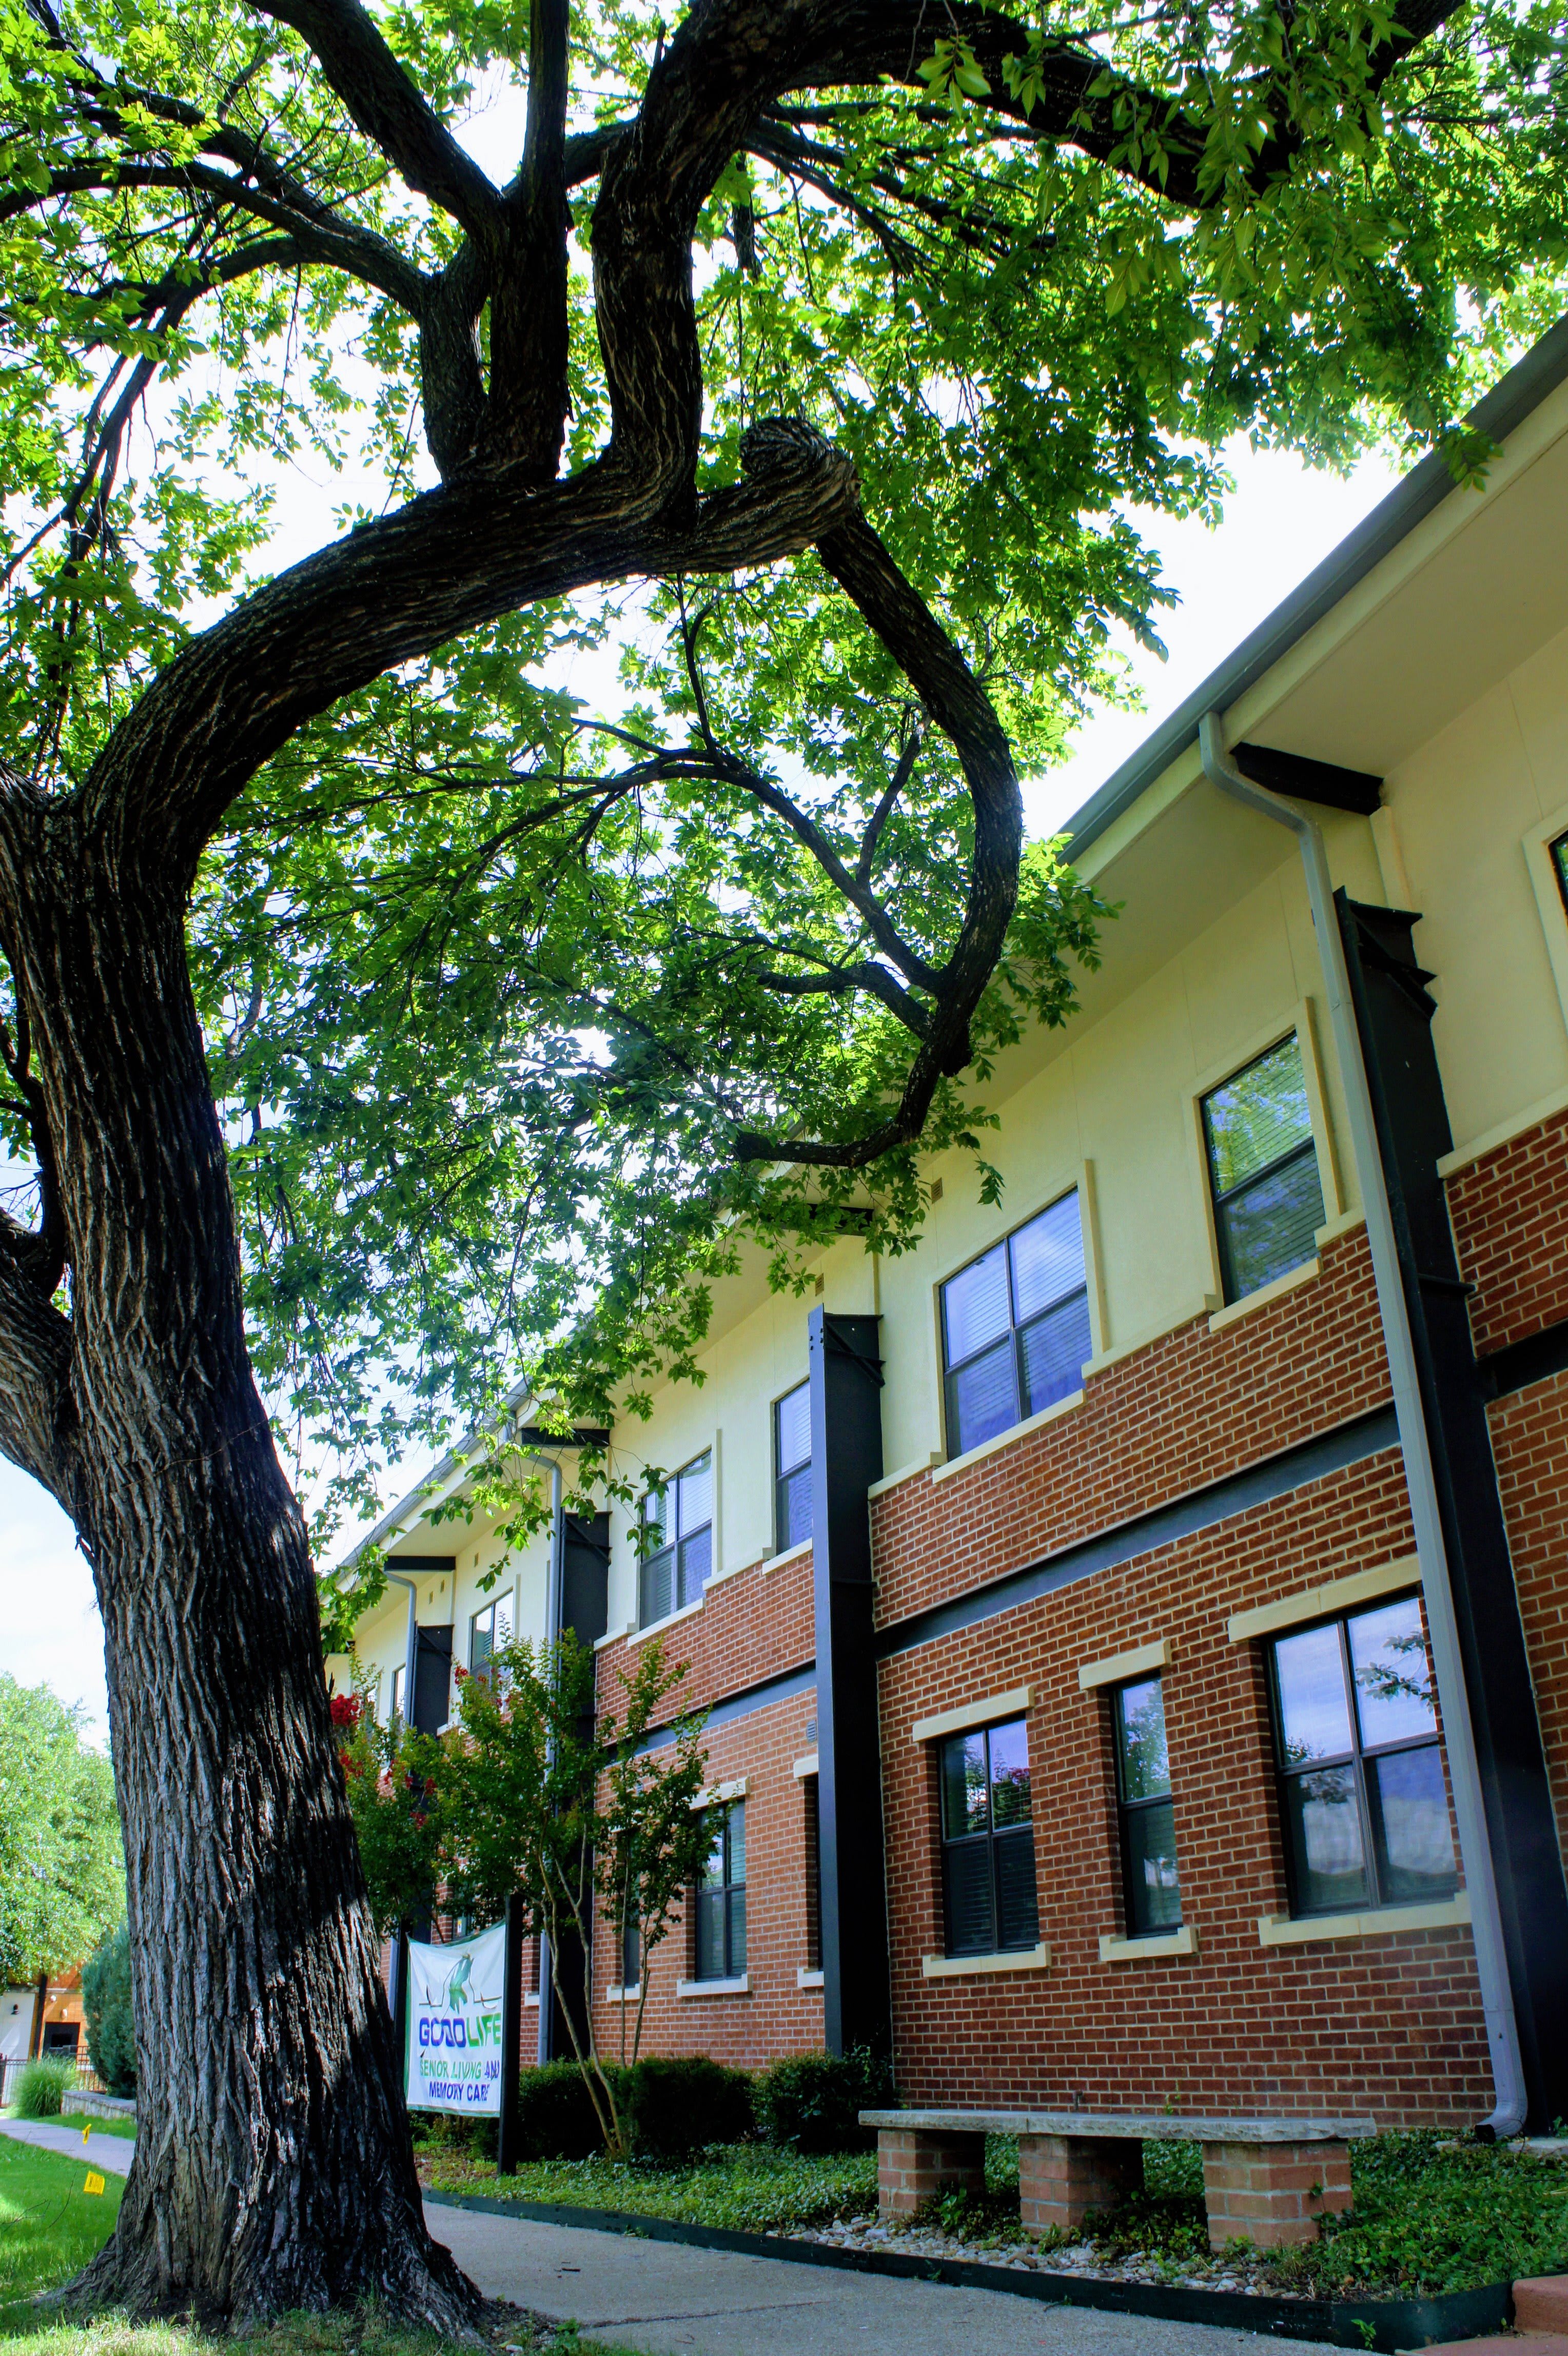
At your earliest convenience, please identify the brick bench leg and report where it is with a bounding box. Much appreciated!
[1201,2139,1353,2251]
[877,2127,986,2219]
[1018,2135,1144,2237]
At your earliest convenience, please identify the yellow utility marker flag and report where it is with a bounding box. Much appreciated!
[82,2124,91,2143]
[84,2171,106,2195]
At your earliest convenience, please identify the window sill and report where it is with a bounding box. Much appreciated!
[594,1621,636,1652]
[921,1943,1052,1979]
[604,1984,640,2004]
[524,1992,540,2009]
[690,1776,747,1810]
[763,1536,813,1577]
[1099,1924,1199,1963]
[796,1967,825,1990]
[1258,1893,1469,1947]
[1207,1258,1320,1335]
[629,1595,703,1648]
[931,1392,1084,1485]
[676,1974,750,1997]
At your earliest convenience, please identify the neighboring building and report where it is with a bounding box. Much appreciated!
[338,316,1568,2130]
[0,1971,86,2080]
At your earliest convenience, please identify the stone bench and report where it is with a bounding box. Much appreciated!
[861,2107,1376,2251]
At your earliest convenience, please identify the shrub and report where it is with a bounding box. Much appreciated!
[515,2057,632,2160]
[625,2054,754,2159]
[12,2056,75,2116]
[82,1919,136,2096]
[755,2047,895,2153]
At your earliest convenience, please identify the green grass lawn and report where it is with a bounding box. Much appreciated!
[0,2137,122,2315]
[0,2139,637,2356]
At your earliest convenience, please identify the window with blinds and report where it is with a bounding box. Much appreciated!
[940,1193,1090,1458]
[1202,1033,1325,1303]
[938,1716,1039,1956]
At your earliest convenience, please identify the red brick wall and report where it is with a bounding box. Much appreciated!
[595,1545,813,1723]
[585,1686,824,2073]
[1488,1367,1568,1866]
[871,1224,1388,1629]
[1448,1102,1568,1354]
[877,1449,1491,2128]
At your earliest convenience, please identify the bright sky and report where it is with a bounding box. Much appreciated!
[0,429,1403,1746]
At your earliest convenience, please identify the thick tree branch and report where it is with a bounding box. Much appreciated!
[735,502,1022,1168]
[80,422,862,880]
[245,0,505,241]
[0,1214,74,1501]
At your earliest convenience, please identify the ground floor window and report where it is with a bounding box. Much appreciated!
[695,1799,747,1978]
[1268,1592,1458,1916]
[939,1716,1038,1955]
[1111,1675,1182,1935]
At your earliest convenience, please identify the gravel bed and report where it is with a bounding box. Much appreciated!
[778,2212,1311,2299]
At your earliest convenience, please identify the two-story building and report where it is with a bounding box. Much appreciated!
[336,313,1568,2133]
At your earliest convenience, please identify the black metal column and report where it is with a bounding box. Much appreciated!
[1338,894,1568,2126]
[808,1306,889,2057]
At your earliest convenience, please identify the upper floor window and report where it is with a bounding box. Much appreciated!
[695,1800,746,1979]
[940,1193,1090,1458]
[1202,1033,1324,1303]
[939,1717,1039,1956]
[640,1451,713,1626]
[774,1381,812,1553]
[389,1662,405,1724]
[1268,1594,1457,1918]
[469,1594,511,1681]
[1111,1676,1181,1936]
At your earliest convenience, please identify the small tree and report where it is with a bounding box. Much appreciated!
[329,1691,443,1945]
[82,1920,136,2097]
[0,1676,123,1987]
[440,1633,708,2157]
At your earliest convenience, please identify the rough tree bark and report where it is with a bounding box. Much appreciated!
[0,0,1467,2322]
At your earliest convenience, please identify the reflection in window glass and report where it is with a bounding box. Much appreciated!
[1112,1678,1181,1936]
[938,1717,1038,1956]
[941,1194,1091,1458]
[1268,1594,1457,1917]
[1202,1035,1325,1304]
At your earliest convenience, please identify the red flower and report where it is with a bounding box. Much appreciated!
[330,1694,361,1729]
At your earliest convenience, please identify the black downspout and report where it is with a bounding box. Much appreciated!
[1337,894,1568,2127]
[808,1307,890,2057]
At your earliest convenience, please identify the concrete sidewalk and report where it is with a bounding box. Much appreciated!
[0,2117,135,2174]
[427,2197,1345,2356]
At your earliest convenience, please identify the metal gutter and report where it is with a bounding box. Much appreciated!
[1065,315,1568,864]
[1198,712,1527,2138]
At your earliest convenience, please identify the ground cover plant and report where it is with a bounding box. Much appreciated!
[0,2137,123,2313]
[422,2122,1568,2298]
[416,2133,878,2235]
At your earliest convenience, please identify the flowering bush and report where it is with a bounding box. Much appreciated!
[331,1673,442,1937]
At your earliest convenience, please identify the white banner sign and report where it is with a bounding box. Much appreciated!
[405,1920,507,2114]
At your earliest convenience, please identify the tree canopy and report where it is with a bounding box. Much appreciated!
[4,0,1565,1556]
[0,1675,123,1984]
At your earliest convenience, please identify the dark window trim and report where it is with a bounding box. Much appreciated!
[939,1191,1089,1460]
[937,1715,1040,1958]
[1265,1589,1456,1919]
[1110,1675,1181,1939]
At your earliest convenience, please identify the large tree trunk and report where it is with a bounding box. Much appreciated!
[3,811,476,2330]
